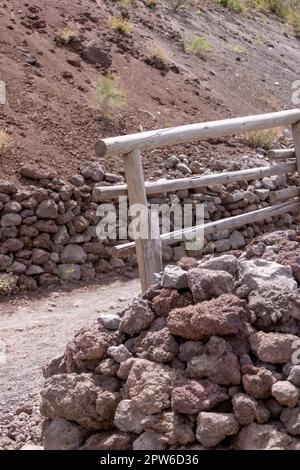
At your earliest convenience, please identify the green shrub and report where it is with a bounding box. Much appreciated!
[107,16,132,34]
[245,129,277,150]
[185,34,214,57]
[88,75,126,115]
[219,0,246,13]
[0,274,18,296]
[58,26,77,44]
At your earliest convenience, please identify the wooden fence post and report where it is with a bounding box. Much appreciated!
[123,148,162,293]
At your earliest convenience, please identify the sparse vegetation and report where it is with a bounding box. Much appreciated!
[245,129,277,149]
[168,0,190,10]
[0,130,11,155]
[219,0,246,13]
[229,43,247,53]
[220,0,300,36]
[185,34,214,57]
[146,44,168,61]
[88,75,126,115]
[107,16,132,34]
[58,25,77,44]
[0,274,17,296]
[255,34,267,45]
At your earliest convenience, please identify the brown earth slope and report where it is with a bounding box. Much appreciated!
[0,0,299,182]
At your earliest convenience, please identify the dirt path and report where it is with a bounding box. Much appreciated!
[0,279,140,412]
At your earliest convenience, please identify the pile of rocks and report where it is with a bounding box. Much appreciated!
[0,158,296,293]
[40,230,300,450]
[0,401,42,450]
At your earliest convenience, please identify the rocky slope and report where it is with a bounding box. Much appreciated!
[38,229,300,450]
[0,0,299,183]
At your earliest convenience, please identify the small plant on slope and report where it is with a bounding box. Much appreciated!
[0,130,11,155]
[58,26,77,44]
[0,274,18,296]
[245,129,277,150]
[107,16,132,34]
[185,34,214,58]
[88,75,126,116]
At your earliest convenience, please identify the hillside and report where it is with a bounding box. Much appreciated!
[0,0,300,182]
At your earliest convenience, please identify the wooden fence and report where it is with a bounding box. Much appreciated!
[95,109,300,293]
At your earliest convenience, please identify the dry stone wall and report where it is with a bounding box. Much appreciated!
[0,160,298,293]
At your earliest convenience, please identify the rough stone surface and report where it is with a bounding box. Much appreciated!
[172,380,228,414]
[196,412,239,447]
[187,336,241,385]
[238,259,297,293]
[40,373,120,430]
[168,294,248,340]
[119,299,155,336]
[43,418,85,450]
[249,332,299,364]
[187,268,235,302]
[126,359,171,415]
[161,265,188,289]
[198,254,238,275]
[271,381,299,408]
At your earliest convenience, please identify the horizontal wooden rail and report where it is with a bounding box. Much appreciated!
[269,186,300,203]
[95,110,300,158]
[267,149,295,160]
[112,198,300,257]
[93,162,297,200]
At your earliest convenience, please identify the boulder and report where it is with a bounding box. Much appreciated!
[152,288,190,316]
[20,166,56,180]
[271,381,299,407]
[238,259,297,293]
[114,399,146,434]
[249,331,299,364]
[167,294,248,340]
[196,412,239,448]
[61,245,87,265]
[133,327,178,363]
[40,373,120,430]
[36,200,58,219]
[242,367,276,400]
[64,322,121,371]
[81,161,105,182]
[119,299,155,336]
[280,407,300,436]
[288,365,300,386]
[43,418,85,450]
[80,432,132,450]
[187,268,235,302]
[161,265,188,289]
[126,359,171,414]
[198,254,238,275]
[232,393,258,426]
[1,213,22,227]
[142,411,195,446]
[187,336,241,385]
[172,379,228,414]
[133,431,167,451]
[81,41,112,67]
[233,423,298,450]
[248,288,300,329]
